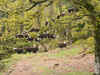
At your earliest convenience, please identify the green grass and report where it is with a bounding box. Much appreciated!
[0,46,93,75]
[0,53,35,73]
[0,73,3,75]
[47,46,81,58]
[0,46,81,71]
[65,72,93,75]
[31,66,93,75]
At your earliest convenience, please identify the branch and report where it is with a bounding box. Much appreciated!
[0,10,8,18]
[45,1,53,7]
[26,0,48,11]
[50,14,91,25]
[72,0,95,13]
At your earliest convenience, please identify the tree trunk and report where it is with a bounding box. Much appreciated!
[70,0,100,74]
[20,24,24,34]
[94,21,100,75]
[90,15,100,75]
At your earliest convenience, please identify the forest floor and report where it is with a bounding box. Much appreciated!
[3,46,94,75]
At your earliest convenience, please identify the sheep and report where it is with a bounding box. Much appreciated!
[13,48,24,54]
[57,12,65,19]
[38,33,56,39]
[24,46,39,53]
[45,21,49,26]
[27,37,34,42]
[15,34,24,38]
[13,46,39,53]
[68,7,78,13]
[22,31,29,38]
[38,34,48,39]
[15,31,29,38]
[47,34,56,39]
[29,28,40,32]
[34,38,41,42]
[58,41,67,48]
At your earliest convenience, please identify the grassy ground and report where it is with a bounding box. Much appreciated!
[0,53,34,72]
[0,46,94,75]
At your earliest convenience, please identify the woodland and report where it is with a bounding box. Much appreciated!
[0,0,100,75]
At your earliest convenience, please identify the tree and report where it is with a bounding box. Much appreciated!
[0,1,99,74]
[70,0,100,75]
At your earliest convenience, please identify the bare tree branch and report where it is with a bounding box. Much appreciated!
[26,0,49,11]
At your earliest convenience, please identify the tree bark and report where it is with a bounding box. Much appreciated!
[89,15,100,75]
[20,24,24,34]
[94,20,100,75]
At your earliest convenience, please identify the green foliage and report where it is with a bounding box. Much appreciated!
[74,37,94,54]
[0,0,96,60]
[0,0,97,50]
[15,41,33,48]
[0,0,99,73]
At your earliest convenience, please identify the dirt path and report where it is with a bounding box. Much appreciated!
[4,50,94,75]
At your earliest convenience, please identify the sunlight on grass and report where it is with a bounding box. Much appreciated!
[0,73,3,75]
[0,46,93,74]
[65,72,93,75]
[47,47,81,58]
[42,70,93,75]
[0,53,35,72]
